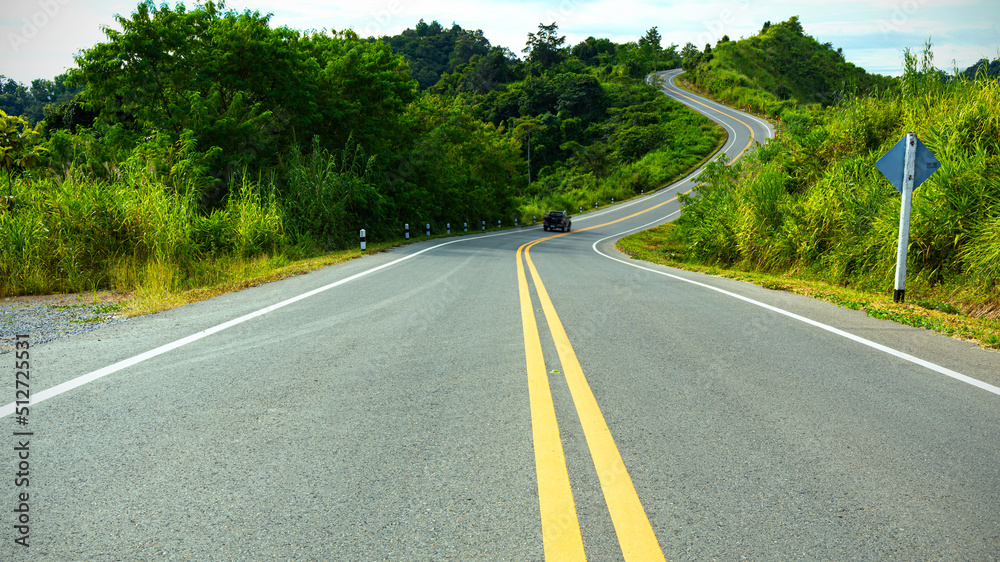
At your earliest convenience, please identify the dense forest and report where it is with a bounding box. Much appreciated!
[0,74,82,124]
[378,20,496,90]
[0,1,718,298]
[652,19,1000,320]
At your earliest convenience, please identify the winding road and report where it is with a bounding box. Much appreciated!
[3,69,999,560]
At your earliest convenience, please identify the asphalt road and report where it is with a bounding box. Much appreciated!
[3,71,999,560]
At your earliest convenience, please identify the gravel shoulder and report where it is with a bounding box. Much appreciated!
[0,292,129,354]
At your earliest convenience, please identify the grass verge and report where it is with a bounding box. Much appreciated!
[617,223,1000,350]
[119,239,411,317]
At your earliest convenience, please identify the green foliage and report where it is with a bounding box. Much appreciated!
[571,37,616,66]
[386,95,523,228]
[524,23,567,71]
[0,167,283,296]
[280,136,390,248]
[0,110,46,197]
[433,47,520,95]
[673,46,1000,312]
[68,0,416,200]
[381,20,494,90]
[685,16,894,116]
[0,74,81,124]
[961,57,1000,80]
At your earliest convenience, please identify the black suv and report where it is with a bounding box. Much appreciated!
[543,210,572,232]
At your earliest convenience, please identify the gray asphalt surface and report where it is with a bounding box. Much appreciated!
[2,71,998,560]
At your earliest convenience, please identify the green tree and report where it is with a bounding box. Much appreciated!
[524,23,567,70]
[511,116,547,186]
[680,42,702,71]
[571,36,616,65]
[0,110,45,198]
[382,20,492,90]
[389,95,522,223]
[639,27,662,54]
[69,0,415,196]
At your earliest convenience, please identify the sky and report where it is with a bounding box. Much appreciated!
[1,0,998,85]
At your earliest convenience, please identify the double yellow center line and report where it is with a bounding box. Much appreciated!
[516,203,681,560]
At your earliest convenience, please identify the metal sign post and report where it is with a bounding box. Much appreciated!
[876,132,940,303]
[893,134,917,303]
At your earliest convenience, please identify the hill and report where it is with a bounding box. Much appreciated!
[681,16,894,115]
[378,20,498,90]
[961,57,1000,80]
[0,74,81,124]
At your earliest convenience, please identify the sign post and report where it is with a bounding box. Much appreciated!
[876,132,940,303]
[893,135,917,303]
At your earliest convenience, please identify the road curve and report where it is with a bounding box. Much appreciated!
[2,70,999,560]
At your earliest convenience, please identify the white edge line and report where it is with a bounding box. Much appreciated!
[591,219,1000,398]
[0,230,516,418]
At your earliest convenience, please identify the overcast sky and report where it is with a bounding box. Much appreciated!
[2,0,998,85]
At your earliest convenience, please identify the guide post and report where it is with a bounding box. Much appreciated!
[876,132,941,303]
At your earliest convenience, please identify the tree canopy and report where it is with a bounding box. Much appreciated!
[68,0,416,183]
[0,74,81,124]
[379,20,492,89]
[523,23,567,70]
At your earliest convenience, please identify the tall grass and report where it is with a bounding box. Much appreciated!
[0,165,285,298]
[0,132,431,300]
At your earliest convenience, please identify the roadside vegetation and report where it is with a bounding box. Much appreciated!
[0,1,720,309]
[620,18,1000,348]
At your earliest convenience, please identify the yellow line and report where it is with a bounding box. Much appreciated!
[523,240,666,562]
[658,71,760,161]
[517,242,587,560]
[514,73,760,559]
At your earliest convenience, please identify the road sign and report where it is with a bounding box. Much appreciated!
[876,135,940,193]
[876,133,940,303]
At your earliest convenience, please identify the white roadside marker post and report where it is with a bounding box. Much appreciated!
[405,223,409,240]
[360,229,366,251]
[447,223,450,234]
[426,223,430,236]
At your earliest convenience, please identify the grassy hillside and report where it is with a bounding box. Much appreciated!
[630,44,1000,339]
[682,17,895,116]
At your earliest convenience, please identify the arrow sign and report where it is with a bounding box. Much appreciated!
[876,133,941,303]
[876,135,941,192]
